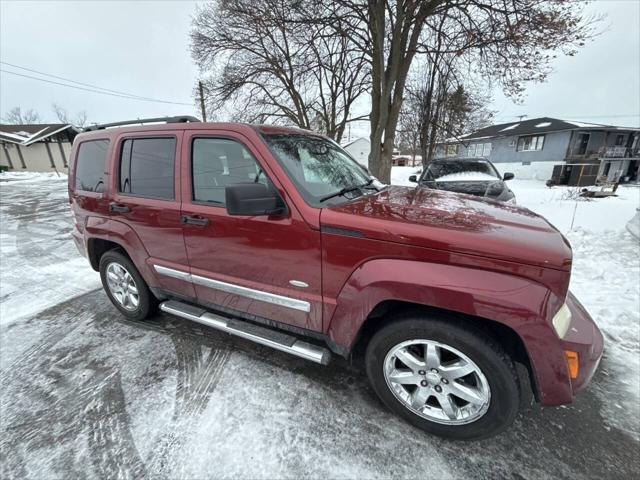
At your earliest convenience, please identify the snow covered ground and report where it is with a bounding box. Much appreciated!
[0,172,101,327]
[1,171,639,478]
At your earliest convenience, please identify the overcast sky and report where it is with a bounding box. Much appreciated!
[1,0,638,129]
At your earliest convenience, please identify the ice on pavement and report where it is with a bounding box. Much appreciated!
[0,172,101,326]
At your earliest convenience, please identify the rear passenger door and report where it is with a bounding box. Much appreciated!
[110,132,195,299]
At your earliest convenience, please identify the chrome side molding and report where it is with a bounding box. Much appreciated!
[154,264,190,282]
[153,265,311,313]
[160,300,330,365]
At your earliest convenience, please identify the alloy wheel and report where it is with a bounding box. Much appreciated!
[383,339,491,425]
[105,262,140,311]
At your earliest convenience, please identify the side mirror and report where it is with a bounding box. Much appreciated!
[225,183,285,216]
[503,172,515,181]
[409,175,418,183]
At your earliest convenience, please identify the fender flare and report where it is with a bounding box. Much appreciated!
[326,258,572,405]
[85,217,157,287]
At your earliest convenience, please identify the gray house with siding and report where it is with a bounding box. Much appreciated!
[436,117,640,186]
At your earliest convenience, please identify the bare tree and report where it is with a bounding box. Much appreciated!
[2,106,41,124]
[52,103,88,127]
[396,97,421,162]
[191,0,369,142]
[327,0,597,182]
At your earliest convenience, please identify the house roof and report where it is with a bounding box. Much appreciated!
[0,123,79,145]
[459,117,638,141]
[341,137,370,148]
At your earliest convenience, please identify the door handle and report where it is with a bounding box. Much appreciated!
[181,215,210,226]
[109,202,130,213]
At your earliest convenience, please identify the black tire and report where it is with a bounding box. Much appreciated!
[365,312,520,440]
[99,249,157,321]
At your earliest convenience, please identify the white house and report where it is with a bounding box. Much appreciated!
[342,137,370,168]
[0,123,80,172]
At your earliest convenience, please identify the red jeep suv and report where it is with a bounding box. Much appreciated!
[68,116,603,440]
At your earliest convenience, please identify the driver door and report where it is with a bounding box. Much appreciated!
[179,131,323,332]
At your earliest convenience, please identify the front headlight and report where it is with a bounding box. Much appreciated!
[552,303,572,338]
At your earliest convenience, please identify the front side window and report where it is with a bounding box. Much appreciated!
[192,138,266,205]
[517,135,545,152]
[262,134,373,206]
[119,137,175,199]
[75,139,110,192]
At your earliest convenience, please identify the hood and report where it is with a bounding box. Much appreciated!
[321,186,571,271]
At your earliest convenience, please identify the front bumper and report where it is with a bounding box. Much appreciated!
[560,291,604,394]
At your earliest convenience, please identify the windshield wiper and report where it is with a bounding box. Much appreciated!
[319,178,374,203]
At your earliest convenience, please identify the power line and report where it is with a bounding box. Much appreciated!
[1,67,192,106]
[1,61,165,101]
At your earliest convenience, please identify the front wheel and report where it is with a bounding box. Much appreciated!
[365,314,520,440]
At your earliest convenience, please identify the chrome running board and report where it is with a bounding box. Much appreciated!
[159,300,331,365]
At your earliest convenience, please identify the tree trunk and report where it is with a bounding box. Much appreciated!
[379,135,394,184]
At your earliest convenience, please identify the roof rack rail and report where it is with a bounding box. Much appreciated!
[84,116,201,132]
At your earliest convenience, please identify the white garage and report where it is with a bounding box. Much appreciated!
[342,137,370,168]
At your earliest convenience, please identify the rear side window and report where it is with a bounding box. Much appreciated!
[119,137,176,199]
[75,140,109,192]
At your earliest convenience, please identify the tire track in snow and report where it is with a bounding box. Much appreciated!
[146,331,231,477]
[83,372,147,480]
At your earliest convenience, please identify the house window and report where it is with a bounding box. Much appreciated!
[482,143,492,156]
[517,135,545,152]
[446,144,458,156]
[467,144,476,156]
[615,134,625,146]
[603,162,611,176]
[575,133,590,155]
[119,137,176,199]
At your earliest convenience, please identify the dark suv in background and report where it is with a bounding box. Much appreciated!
[68,117,602,440]
[410,157,516,203]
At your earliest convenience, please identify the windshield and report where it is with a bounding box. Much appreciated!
[262,134,374,206]
[422,160,500,182]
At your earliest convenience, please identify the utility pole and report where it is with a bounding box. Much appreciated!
[198,81,207,122]
[516,115,527,122]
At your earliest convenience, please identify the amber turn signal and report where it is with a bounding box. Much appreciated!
[565,350,579,379]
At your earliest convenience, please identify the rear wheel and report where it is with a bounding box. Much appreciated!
[365,313,520,440]
[99,250,157,320]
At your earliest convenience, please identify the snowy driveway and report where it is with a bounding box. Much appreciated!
[1,173,639,479]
